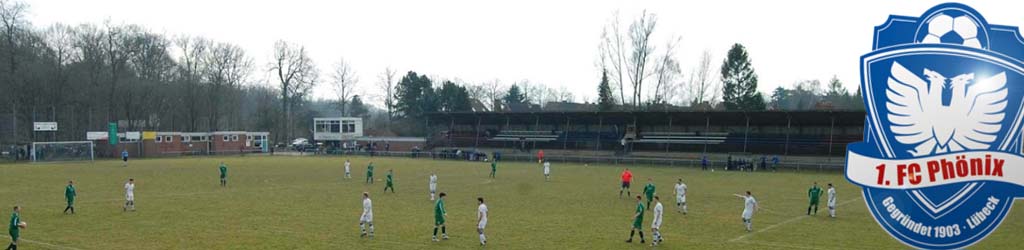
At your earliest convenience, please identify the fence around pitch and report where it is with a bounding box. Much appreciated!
[318,150,847,172]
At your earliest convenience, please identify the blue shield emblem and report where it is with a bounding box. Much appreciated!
[847,3,1024,249]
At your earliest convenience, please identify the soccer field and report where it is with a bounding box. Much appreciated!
[1,156,1022,249]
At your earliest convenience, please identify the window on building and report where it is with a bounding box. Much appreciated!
[223,135,229,142]
[330,120,341,133]
[316,120,346,133]
[155,136,162,143]
[231,135,239,141]
[315,120,330,133]
[166,136,173,143]
[182,136,190,142]
[342,120,356,133]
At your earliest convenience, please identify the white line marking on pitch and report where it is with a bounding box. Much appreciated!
[37,184,331,207]
[20,238,84,250]
[729,197,861,242]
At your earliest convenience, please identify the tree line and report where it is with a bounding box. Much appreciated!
[1,1,864,145]
[0,0,337,144]
[593,10,863,112]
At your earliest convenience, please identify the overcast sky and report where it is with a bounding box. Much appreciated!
[25,0,1024,105]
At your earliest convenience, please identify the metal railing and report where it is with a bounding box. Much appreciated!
[311,150,846,172]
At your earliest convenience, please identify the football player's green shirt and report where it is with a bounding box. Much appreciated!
[434,199,446,223]
[65,185,76,202]
[491,162,497,172]
[644,183,656,199]
[219,164,228,178]
[809,186,822,203]
[8,212,19,233]
[632,202,645,227]
[367,164,375,176]
[386,172,393,184]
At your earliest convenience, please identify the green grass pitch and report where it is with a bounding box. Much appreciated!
[1,156,1023,249]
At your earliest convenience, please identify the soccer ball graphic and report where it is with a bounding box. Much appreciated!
[920,13,981,48]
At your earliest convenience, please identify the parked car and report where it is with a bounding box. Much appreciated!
[290,138,309,150]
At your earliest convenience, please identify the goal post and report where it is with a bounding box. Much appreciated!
[31,141,95,162]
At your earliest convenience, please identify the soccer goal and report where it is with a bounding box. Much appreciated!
[31,141,95,162]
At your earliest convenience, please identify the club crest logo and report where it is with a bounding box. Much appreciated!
[847,3,1024,249]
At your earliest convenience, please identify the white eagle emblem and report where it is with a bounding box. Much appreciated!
[886,62,1007,156]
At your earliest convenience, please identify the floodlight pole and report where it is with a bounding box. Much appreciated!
[828,115,836,160]
[743,114,750,153]
[596,116,603,152]
[534,115,540,150]
[474,116,481,150]
[563,117,569,150]
[499,116,507,149]
[449,116,454,148]
[784,114,792,156]
[666,115,673,153]
[703,114,710,154]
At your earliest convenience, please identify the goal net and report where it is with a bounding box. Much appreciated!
[31,141,95,162]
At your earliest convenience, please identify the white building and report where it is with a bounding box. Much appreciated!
[313,117,363,141]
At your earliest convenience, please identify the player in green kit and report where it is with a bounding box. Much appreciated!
[643,178,656,211]
[626,195,646,243]
[219,162,228,187]
[432,192,449,242]
[366,162,375,184]
[489,161,496,178]
[384,169,395,193]
[64,180,77,214]
[6,206,22,250]
[807,182,822,215]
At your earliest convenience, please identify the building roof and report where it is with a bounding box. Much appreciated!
[426,110,865,127]
[542,102,597,112]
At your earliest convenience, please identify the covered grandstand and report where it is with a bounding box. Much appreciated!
[425,111,864,163]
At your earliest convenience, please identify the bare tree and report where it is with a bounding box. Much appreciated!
[174,35,209,131]
[329,57,357,116]
[465,83,488,110]
[101,22,139,127]
[0,2,349,146]
[626,10,657,108]
[556,86,575,103]
[42,23,77,137]
[519,80,545,105]
[539,86,558,107]
[482,79,505,111]
[269,40,318,141]
[376,66,395,127]
[1,0,28,142]
[73,24,106,132]
[651,36,681,105]
[125,28,175,131]
[689,50,719,106]
[598,10,628,106]
[204,42,252,130]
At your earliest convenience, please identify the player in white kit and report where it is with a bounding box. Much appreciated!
[360,192,374,238]
[734,191,758,232]
[674,179,688,214]
[429,172,438,201]
[344,159,351,179]
[123,178,135,212]
[543,161,551,181]
[477,197,488,246]
[651,196,664,246]
[827,183,836,218]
